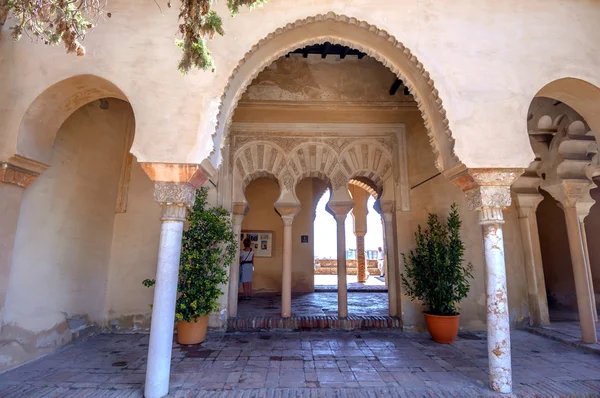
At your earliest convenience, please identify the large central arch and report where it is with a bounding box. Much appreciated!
[211,12,463,174]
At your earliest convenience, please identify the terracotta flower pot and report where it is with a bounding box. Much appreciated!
[176,316,209,345]
[423,313,460,344]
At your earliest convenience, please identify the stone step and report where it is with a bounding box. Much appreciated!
[227,315,401,332]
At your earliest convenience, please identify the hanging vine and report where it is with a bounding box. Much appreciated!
[1,0,268,73]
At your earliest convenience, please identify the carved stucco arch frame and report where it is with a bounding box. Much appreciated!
[233,137,394,209]
[212,12,463,174]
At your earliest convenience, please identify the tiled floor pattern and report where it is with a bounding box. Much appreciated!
[236,292,389,317]
[2,330,600,397]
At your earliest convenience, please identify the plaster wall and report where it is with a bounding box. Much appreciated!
[399,112,530,330]
[0,184,24,327]
[2,1,600,169]
[586,187,600,297]
[241,55,411,103]
[536,187,600,312]
[0,100,131,369]
[240,177,324,294]
[105,159,160,330]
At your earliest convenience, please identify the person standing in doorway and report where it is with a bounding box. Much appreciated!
[377,246,385,277]
[240,238,254,300]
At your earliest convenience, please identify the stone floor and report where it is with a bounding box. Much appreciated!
[525,318,600,355]
[2,330,600,397]
[237,292,389,317]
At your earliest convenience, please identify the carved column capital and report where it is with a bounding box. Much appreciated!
[281,215,295,227]
[142,163,211,222]
[0,155,49,188]
[327,201,354,223]
[514,192,544,217]
[275,203,301,223]
[232,201,250,226]
[449,168,524,225]
[154,182,196,222]
[545,179,596,221]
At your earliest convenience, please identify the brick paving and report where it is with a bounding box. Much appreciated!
[237,292,389,317]
[2,330,600,397]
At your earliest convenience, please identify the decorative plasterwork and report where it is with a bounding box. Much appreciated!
[349,179,378,199]
[212,12,462,174]
[522,97,599,218]
[232,128,397,197]
[449,168,524,224]
[154,182,196,208]
[0,155,49,188]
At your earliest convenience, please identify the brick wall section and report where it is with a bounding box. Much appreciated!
[227,315,401,331]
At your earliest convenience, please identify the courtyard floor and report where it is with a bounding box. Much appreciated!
[2,330,600,397]
[237,292,389,317]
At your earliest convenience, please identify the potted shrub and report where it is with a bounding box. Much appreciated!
[143,187,236,345]
[400,203,473,344]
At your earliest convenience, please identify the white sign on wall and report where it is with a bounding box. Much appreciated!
[241,230,273,258]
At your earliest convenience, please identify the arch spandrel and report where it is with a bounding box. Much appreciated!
[211,13,463,174]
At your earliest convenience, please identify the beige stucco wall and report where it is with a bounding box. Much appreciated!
[536,187,600,312]
[0,100,131,369]
[399,112,530,331]
[2,1,600,170]
[105,159,160,329]
[240,177,326,294]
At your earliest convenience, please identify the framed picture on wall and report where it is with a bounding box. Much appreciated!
[242,230,273,257]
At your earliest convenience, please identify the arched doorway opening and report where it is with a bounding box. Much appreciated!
[516,78,600,343]
[0,75,137,370]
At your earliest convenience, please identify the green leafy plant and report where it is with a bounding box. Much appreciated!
[2,0,268,73]
[143,186,236,322]
[400,203,473,316]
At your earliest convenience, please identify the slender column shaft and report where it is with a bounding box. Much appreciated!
[479,208,512,394]
[145,205,186,398]
[580,221,598,322]
[381,217,388,288]
[335,214,348,318]
[518,207,550,326]
[356,234,367,283]
[563,206,597,343]
[281,216,294,317]
[227,216,244,318]
[383,213,398,317]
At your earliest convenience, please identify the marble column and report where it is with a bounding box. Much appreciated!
[514,193,550,326]
[451,168,523,394]
[563,204,597,343]
[382,210,398,317]
[478,206,512,394]
[580,221,598,322]
[141,163,208,398]
[328,203,353,318]
[0,157,47,330]
[228,202,249,318]
[275,205,300,318]
[334,212,349,317]
[281,215,295,317]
